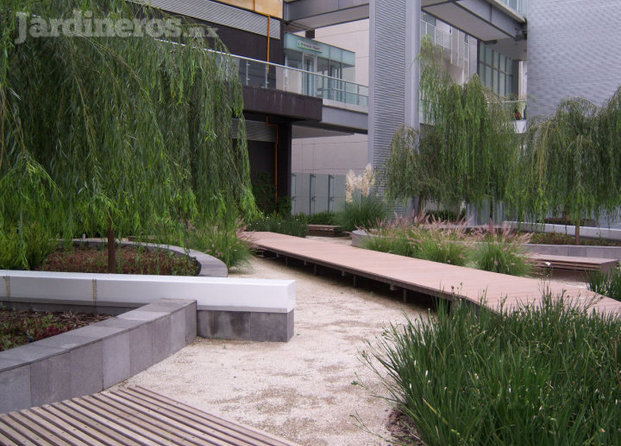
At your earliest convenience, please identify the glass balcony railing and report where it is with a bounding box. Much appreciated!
[229,53,369,108]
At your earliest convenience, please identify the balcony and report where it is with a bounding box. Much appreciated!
[230,53,369,108]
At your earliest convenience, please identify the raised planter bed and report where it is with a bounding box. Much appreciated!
[0,269,297,413]
[352,230,621,274]
[68,239,228,277]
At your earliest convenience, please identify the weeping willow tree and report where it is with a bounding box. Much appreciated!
[0,1,256,270]
[510,91,621,244]
[384,125,441,217]
[386,37,517,221]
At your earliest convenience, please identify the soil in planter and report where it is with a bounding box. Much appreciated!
[38,245,200,276]
[0,309,111,351]
[527,232,621,246]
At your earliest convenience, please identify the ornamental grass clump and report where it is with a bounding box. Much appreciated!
[472,226,533,276]
[588,267,621,302]
[337,164,387,232]
[366,295,621,446]
[364,216,470,266]
[411,218,470,266]
[364,215,417,257]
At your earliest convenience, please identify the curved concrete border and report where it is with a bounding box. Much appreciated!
[505,221,621,242]
[353,229,621,262]
[67,239,228,277]
[0,299,196,413]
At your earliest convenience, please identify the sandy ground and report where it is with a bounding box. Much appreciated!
[117,245,429,445]
[116,236,589,445]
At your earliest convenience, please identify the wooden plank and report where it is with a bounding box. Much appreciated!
[70,396,194,446]
[247,232,621,318]
[0,413,51,445]
[0,387,299,446]
[26,407,103,446]
[88,393,223,446]
[0,417,39,446]
[51,401,151,445]
[6,412,77,446]
[125,386,297,446]
[107,390,264,446]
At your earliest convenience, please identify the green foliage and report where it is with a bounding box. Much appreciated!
[363,219,416,257]
[512,99,601,232]
[510,88,621,243]
[336,195,387,232]
[365,219,533,275]
[472,238,533,276]
[416,233,468,266]
[365,217,469,265]
[588,267,621,302]
[304,211,339,225]
[0,223,56,270]
[0,1,256,269]
[180,222,252,269]
[386,37,517,211]
[247,214,308,238]
[384,126,439,207]
[366,297,621,446]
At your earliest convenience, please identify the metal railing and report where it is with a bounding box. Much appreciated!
[160,40,368,107]
[230,53,369,107]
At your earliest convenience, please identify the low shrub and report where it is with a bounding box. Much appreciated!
[365,216,470,265]
[246,214,308,238]
[364,226,415,257]
[588,267,621,302]
[367,296,621,446]
[181,222,252,269]
[336,195,387,232]
[0,223,56,270]
[416,235,468,265]
[472,231,533,276]
[412,223,469,266]
[304,211,339,226]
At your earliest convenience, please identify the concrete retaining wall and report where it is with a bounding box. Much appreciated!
[0,270,297,413]
[0,299,196,413]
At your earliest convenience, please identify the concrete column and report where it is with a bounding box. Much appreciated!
[368,0,421,184]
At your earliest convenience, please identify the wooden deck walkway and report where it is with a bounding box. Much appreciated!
[249,232,621,317]
[0,386,298,446]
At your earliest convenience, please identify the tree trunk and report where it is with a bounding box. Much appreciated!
[575,219,581,245]
[107,225,117,273]
[416,194,425,219]
[489,199,495,234]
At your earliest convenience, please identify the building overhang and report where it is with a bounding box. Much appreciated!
[243,86,323,121]
[422,0,526,42]
[285,0,370,31]
[285,0,525,42]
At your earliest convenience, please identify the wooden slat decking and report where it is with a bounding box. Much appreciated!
[249,232,621,317]
[530,252,619,273]
[0,386,299,446]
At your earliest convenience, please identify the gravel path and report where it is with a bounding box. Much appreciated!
[116,253,429,445]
